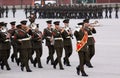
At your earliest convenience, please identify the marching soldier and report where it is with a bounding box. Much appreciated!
[0,22,11,70]
[31,24,43,68]
[43,20,55,65]
[62,19,73,66]
[83,19,96,68]
[52,21,64,70]
[29,13,36,24]
[74,22,88,76]
[14,20,32,72]
[8,21,18,63]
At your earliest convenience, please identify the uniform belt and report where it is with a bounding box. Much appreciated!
[5,39,10,42]
[46,36,51,39]
[18,37,31,41]
[88,35,93,37]
[77,40,81,43]
[11,36,14,38]
[54,38,63,40]
[66,36,71,38]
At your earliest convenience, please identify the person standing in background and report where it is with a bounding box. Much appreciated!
[12,5,16,18]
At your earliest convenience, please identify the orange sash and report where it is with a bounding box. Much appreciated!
[76,31,88,52]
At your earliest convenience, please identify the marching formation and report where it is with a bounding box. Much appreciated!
[0,4,119,19]
[0,13,98,77]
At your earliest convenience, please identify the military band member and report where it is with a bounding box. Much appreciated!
[0,22,11,70]
[62,19,73,66]
[52,21,64,70]
[29,13,36,24]
[43,20,55,65]
[14,21,32,72]
[8,21,17,63]
[83,19,96,68]
[31,24,43,68]
[74,22,88,77]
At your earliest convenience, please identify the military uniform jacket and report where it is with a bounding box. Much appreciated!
[74,29,87,52]
[43,28,54,46]
[0,31,11,50]
[14,29,32,49]
[53,29,63,48]
[62,29,72,46]
[85,27,96,45]
[8,28,17,46]
[31,30,42,49]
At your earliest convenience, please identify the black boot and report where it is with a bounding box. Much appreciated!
[16,58,20,66]
[53,63,56,69]
[6,64,11,70]
[1,63,4,70]
[81,71,88,77]
[86,62,93,68]
[6,67,11,70]
[21,65,24,71]
[63,58,66,65]
[33,59,37,67]
[76,67,80,75]
[60,67,64,70]
[26,69,32,72]
[11,55,14,62]
[46,57,50,64]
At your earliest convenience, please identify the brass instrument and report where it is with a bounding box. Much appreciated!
[1,26,11,40]
[90,20,100,27]
[21,25,30,32]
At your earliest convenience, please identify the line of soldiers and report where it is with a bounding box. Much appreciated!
[0,16,96,77]
[0,5,16,18]
[24,4,119,19]
[0,4,119,19]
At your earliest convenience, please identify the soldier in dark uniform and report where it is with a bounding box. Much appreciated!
[31,24,43,68]
[74,22,88,77]
[14,21,32,72]
[1,6,5,18]
[29,5,33,15]
[29,13,36,24]
[12,5,16,18]
[8,21,18,63]
[43,20,55,65]
[5,6,9,18]
[62,19,73,66]
[108,5,113,18]
[83,19,96,68]
[0,22,11,70]
[52,21,64,70]
[24,5,28,18]
[0,7,1,18]
[115,4,119,18]
[105,5,108,18]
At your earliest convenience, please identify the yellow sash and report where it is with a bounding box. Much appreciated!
[76,31,88,52]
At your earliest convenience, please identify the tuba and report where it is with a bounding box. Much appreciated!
[30,23,37,30]
[1,26,8,33]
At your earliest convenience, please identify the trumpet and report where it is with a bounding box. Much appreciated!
[90,20,100,27]
[29,23,37,30]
